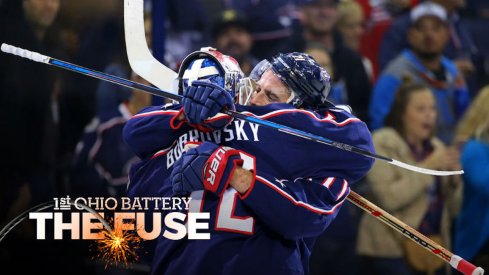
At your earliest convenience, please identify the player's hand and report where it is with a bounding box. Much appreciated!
[182,80,234,131]
[170,142,243,196]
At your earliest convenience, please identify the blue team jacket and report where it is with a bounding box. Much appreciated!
[123,103,374,275]
[454,139,489,260]
[369,49,470,144]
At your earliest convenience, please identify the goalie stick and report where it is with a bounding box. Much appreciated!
[1,43,481,274]
[0,43,463,177]
[124,0,177,93]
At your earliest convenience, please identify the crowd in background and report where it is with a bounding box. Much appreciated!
[0,0,488,274]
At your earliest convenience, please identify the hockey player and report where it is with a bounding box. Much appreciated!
[123,48,374,275]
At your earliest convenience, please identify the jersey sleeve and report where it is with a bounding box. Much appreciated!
[239,170,350,240]
[231,104,375,240]
[123,104,191,158]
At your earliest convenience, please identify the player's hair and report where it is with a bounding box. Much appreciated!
[454,85,489,143]
[384,76,433,137]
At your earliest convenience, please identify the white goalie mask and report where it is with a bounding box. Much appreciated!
[177,47,245,102]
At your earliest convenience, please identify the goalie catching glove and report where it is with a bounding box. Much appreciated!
[182,80,234,132]
[171,142,244,196]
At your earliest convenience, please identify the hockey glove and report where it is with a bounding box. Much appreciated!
[171,142,243,196]
[182,80,234,132]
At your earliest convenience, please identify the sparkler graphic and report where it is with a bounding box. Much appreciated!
[92,217,142,269]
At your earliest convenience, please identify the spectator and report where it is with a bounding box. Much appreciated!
[369,2,470,143]
[164,0,208,68]
[358,80,462,275]
[278,0,372,122]
[225,0,300,59]
[465,1,489,89]
[453,85,489,272]
[211,9,259,75]
[59,1,127,167]
[337,0,374,81]
[379,0,482,93]
[0,0,60,222]
[0,0,91,273]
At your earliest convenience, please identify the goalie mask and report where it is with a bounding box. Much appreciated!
[239,52,331,108]
[177,47,244,102]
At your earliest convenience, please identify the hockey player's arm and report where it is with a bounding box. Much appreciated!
[123,105,192,158]
[232,169,349,240]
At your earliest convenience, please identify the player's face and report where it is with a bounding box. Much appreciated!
[402,89,437,142]
[23,0,60,29]
[249,70,291,106]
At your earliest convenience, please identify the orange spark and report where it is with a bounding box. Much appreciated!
[93,218,141,269]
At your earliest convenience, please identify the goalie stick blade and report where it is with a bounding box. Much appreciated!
[124,0,178,93]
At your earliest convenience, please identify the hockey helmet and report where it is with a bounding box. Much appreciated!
[177,47,244,102]
[242,52,331,108]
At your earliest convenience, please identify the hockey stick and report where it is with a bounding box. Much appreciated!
[347,191,484,275]
[123,0,177,93]
[0,43,463,176]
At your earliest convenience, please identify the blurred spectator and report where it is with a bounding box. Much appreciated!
[70,72,152,198]
[0,0,92,273]
[357,0,418,79]
[337,0,374,81]
[358,80,462,275]
[369,2,470,143]
[452,86,489,272]
[379,0,483,94]
[279,0,372,122]
[225,0,300,59]
[0,0,60,221]
[211,9,259,75]
[464,2,489,89]
[59,1,127,170]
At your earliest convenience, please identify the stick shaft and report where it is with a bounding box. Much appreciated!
[1,43,181,102]
[347,191,483,275]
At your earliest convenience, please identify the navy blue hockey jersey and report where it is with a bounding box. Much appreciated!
[123,103,374,275]
[72,103,136,197]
